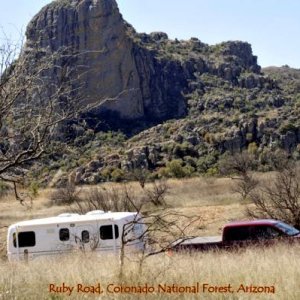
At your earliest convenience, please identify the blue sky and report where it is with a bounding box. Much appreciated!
[0,0,299,68]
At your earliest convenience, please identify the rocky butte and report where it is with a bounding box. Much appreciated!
[24,0,267,126]
[24,0,188,124]
[18,0,300,184]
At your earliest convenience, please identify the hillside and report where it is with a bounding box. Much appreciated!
[11,0,300,186]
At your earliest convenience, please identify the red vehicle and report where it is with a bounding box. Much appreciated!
[171,219,300,251]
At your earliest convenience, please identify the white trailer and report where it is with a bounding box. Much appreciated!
[7,210,145,262]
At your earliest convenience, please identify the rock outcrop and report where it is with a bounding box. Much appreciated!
[24,0,262,127]
[26,0,144,119]
[24,0,187,123]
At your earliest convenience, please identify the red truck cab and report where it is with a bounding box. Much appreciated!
[171,219,300,252]
[222,219,300,243]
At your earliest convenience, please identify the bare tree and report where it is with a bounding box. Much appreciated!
[219,152,259,201]
[232,174,259,201]
[114,182,199,278]
[72,184,142,213]
[72,180,170,214]
[119,203,200,278]
[70,181,199,277]
[127,167,150,189]
[0,35,90,203]
[144,180,169,206]
[247,164,300,229]
[50,183,81,206]
[221,152,300,229]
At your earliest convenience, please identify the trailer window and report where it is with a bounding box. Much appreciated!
[81,230,90,243]
[59,228,70,241]
[100,225,119,240]
[13,231,36,248]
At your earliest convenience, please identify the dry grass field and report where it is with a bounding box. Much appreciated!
[0,244,299,299]
[0,174,299,299]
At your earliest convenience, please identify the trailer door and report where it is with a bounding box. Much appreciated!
[99,224,119,254]
[75,225,97,251]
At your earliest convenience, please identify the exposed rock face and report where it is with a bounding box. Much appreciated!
[26,0,144,119]
[24,0,263,127]
[133,47,187,119]
[25,0,187,122]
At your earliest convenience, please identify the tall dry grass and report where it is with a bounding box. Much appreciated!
[0,175,299,299]
[0,243,299,299]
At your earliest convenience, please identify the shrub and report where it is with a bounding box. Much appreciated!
[182,164,195,177]
[247,164,300,229]
[29,181,39,198]
[158,167,169,178]
[172,142,193,158]
[50,183,80,206]
[111,168,125,182]
[160,159,195,178]
[165,159,187,178]
[279,123,298,135]
[183,156,197,168]
[197,153,218,173]
[248,142,258,154]
[100,167,114,180]
[206,167,218,176]
[73,186,139,213]
[0,181,11,198]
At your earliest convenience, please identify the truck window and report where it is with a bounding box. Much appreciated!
[252,226,281,239]
[81,230,90,243]
[59,228,70,241]
[274,222,300,236]
[224,226,251,241]
[13,231,36,248]
[100,225,119,240]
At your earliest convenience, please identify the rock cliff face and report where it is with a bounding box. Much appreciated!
[25,0,187,122]
[24,0,262,125]
[26,0,144,119]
